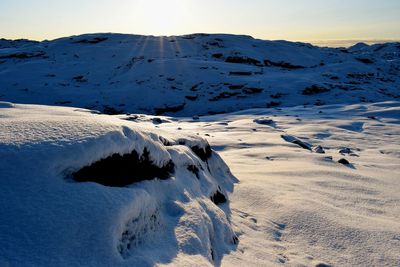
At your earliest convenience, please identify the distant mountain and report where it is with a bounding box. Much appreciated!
[0,33,399,116]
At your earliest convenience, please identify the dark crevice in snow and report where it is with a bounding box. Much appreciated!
[102,105,125,115]
[74,37,108,44]
[176,139,213,162]
[187,165,200,179]
[0,51,47,59]
[225,56,262,66]
[190,144,212,162]
[71,148,174,187]
[154,103,186,115]
[302,85,330,95]
[264,59,305,69]
[210,190,227,205]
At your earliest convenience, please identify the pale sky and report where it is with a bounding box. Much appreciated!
[1,0,399,42]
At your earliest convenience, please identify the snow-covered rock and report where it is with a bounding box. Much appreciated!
[0,102,238,266]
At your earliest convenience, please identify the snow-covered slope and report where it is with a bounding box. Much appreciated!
[0,33,399,116]
[0,102,238,266]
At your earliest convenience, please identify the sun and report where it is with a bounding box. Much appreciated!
[135,0,192,35]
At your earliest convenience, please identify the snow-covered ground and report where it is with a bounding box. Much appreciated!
[0,33,399,266]
[0,33,399,116]
[143,101,400,266]
[1,101,397,266]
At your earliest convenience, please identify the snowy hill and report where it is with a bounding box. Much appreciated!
[0,33,399,115]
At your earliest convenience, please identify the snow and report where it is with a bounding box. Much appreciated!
[0,33,398,116]
[0,33,399,266]
[0,103,237,266]
[154,101,400,266]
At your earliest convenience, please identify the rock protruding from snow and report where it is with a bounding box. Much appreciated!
[0,103,238,266]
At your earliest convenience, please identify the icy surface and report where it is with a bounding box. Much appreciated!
[0,33,399,116]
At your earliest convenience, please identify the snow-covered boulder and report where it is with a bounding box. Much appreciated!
[0,102,238,266]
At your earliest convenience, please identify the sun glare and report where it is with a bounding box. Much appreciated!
[135,0,191,36]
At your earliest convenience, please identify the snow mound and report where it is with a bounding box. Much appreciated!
[0,103,238,266]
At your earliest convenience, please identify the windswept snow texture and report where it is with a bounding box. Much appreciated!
[150,101,399,267]
[0,103,238,266]
[0,33,399,115]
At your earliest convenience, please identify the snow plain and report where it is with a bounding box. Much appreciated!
[153,101,400,266]
[0,33,399,266]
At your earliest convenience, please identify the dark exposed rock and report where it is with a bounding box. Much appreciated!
[302,85,330,95]
[212,53,223,59]
[229,71,252,76]
[74,37,108,44]
[0,51,46,59]
[190,144,212,161]
[313,145,325,154]
[228,85,245,90]
[154,103,185,115]
[339,147,353,154]
[207,41,223,47]
[72,75,87,82]
[266,101,281,108]
[270,93,284,99]
[71,148,175,187]
[209,91,241,101]
[232,235,239,245]
[281,135,312,151]
[103,106,125,115]
[347,72,374,79]
[152,118,163,124]
[225,56,262,66]
[355,57,374,64]
[210,190,227,205]
[185,95,198,101]
[190,82,203,91]
[54,101,72,105]
[264,59,305,69]
[338,158,350,165]
[253,117,275,126]
[187,165,200,179]
[242,87,263,94]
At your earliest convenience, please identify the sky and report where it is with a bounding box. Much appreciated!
[1,0,399,43]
